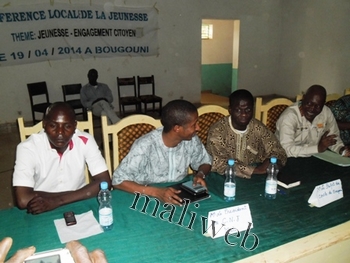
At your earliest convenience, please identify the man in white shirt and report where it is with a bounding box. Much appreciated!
[13,102,111,214]
[275,85,350,157]
[113,100,212,205]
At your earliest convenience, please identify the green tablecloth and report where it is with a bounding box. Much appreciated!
[2,157,350,262]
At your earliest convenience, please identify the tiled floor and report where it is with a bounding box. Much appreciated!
[0,92,228,210]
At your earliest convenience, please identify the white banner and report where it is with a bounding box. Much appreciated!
[0,4,159,66]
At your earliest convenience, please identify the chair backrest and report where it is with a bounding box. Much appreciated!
[255,97,293,133]
[197,105,228,145]
[102,114,162,175]
[27,81,50,106]
[137,75,155,96]
[62,84,82,100]
[17,111,94,183]
[117,77,137,97]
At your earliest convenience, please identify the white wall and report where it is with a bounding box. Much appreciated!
[0,0,284,124]
[279,0,350,97]
[1,0,349,124]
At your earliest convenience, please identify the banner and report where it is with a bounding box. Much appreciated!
[0,4,158,66]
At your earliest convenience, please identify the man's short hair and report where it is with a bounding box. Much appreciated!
[45,102,76,121]
[229,89,254,107]
[161,99,197,133]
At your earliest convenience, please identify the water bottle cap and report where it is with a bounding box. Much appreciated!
[270,157,277,164]
[100,181,108,190]
[228,159,234,165]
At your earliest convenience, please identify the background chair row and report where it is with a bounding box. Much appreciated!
[27,75,163,125]
[117,75,162,118]
[27,81,86,125]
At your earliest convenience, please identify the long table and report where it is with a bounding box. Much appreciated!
[2,156,350,262]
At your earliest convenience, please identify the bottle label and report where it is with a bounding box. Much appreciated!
[265,180,277,194]
[99,207,113,226]
[224,182,236,197]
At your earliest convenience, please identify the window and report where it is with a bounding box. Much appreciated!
[201,24,213,39]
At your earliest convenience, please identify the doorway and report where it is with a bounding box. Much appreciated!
[201,19,240,97]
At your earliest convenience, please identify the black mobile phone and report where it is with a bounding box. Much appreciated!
[64,211,77,226]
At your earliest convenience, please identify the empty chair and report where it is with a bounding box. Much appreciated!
[27,81,51,124]
[62,83,86,120]
[117,76,141,117]
[137,75,162,116]
[255,97,293,133]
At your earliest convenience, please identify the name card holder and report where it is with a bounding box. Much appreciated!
[308,179,343,208]
[207,203,253,239]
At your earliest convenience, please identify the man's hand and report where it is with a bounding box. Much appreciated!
[193,174,207,188]
[0,237,35,263]
[253,159,270,174]
[26,195,60,215]
[339,146,350,157]
[318,130,337,153]
[153,187,183,205]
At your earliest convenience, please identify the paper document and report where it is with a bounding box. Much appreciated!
[54,210,103,243]
[313,150,350,167]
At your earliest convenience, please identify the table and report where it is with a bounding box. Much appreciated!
[2,157,350,262]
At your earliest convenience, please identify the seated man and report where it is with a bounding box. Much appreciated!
[80,68,120,124]
[13,102,111,215]
[329,94,350,145]
[206,89,287,178]
[275,85,350,157]
[112,99,212,205]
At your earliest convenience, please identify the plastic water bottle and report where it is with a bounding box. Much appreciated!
[224,159,236,202]
[265,157,279,199]
[98,181,113,231]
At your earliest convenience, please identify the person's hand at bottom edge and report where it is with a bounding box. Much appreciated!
[0,237,35,263]
[66,240,107,263]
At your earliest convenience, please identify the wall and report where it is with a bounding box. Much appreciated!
[201,19,234,97]
[278,0,350,97]
[1,0,349,126]
[0,0,283,125]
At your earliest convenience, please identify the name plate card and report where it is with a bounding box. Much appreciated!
[207,203,253,239]
[308,179,343,208]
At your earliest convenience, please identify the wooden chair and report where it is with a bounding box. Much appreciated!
[117,76,141,117]
[137,75,162,116]
[255,97,293,133]
[102,114,161,175]
[17,111,94,183]
[197,105,228,145]
[62,84,86,120]
[27,81,51,125]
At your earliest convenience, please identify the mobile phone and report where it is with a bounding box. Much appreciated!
[64,211,77,226]
[181,181,207,195]
[24,248,74,263]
